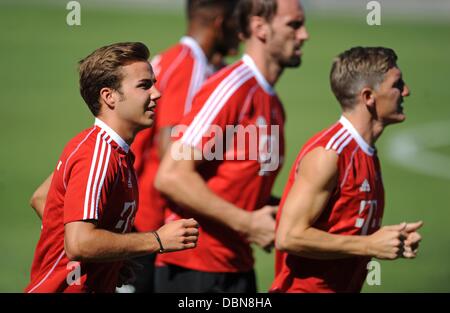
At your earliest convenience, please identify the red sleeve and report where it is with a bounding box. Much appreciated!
[156,56,195,129]
[63,145,119,224]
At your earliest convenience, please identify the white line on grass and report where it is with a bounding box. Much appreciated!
[386,120,450,181]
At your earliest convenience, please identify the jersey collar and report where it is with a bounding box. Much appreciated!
[242,54,275,95]
[339,116,375,156]
[94,118,130,153]
[180,36,208,68]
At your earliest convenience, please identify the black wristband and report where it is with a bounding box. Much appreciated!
[151,231,164,253]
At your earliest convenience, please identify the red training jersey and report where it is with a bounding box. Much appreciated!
[26,118,138,293]
[132,36,214,232]
[156,54,286,272]
[271,116,385,293]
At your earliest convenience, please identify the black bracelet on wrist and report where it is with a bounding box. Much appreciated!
[151,231,164,253]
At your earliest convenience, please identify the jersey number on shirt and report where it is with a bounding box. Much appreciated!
[115,201,136,233]
[355,200,379,235]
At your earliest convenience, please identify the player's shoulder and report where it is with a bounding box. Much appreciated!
[154,42,189,64]
[298,122,342,158]
[62,126,120,165]
[151,42,194,78]
[202,60,260,99]
[62,126,98,155]
[297,145,339,182]
[306,118,364,158]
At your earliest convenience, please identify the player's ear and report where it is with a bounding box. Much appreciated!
[99,87,116,110]
[361,87,375,110]
[249,16,269,41]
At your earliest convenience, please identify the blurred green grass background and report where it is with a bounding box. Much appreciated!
[0,2,449,292]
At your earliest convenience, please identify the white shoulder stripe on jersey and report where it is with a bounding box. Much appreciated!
[339,116,375,155]
[187,70,254,146]
[332,130,350,151]
[337,135,354,154]
[184,70,254,146]
[181,64,253,146]
[88,133,111,220]
[326,129,354,155]
[182,36,208,115]
[88,134,107,219]
[184,59,198,115]
[325,127,346,151]
[83,130,103,220]
[181,64,250,144]
[94,141,112,220]
[63,127,97,190]
[184,55,205,115]
[295,123,339,178]
[27,250,65,293]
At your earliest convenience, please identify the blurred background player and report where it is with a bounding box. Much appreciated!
[154,0,309,292]
[128,0,240,293]
[271,47,423,293]
[25,42,199,293]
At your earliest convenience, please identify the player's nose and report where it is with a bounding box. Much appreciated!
[297,26,309,42]
[150,86,161,102]
[402,84,410,97]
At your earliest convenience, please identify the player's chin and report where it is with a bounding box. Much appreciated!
[395,109,406,122]
[139,116,155,128]
[386,113,406,125]
[282,56,301,68]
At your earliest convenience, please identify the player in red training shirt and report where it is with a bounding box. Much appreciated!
[25,42,199,293]
[271,47,423,293]
[128,0,240,292]
[154,0,309,292]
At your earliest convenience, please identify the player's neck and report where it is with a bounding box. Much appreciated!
[342,111,383,146]
[244,40,283,86]
[95,115,135,146]
[186,28,215,62]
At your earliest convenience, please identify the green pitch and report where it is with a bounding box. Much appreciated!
[1,2,449,292]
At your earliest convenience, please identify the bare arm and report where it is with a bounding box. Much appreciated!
[158,126,173,160]
[276,147,417,260]
[30,173,53,220]
[155,141,276,249]
[64,218,199,262]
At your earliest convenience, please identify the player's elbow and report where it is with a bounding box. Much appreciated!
[29,190,42,210]
[65,241,83,261]
[275,229,308,254]
[275,231,291,252]
[155,160,182,197]
[154,167,174,195]
[64,233,93,262]
[29,194,36,209]
[30,191,45,219]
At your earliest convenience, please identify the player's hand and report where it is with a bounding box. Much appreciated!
[401,221,423,258]
[366,223,407,260]
[246,205,277,252]
[156,218,199,252]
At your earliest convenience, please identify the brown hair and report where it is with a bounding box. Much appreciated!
[78,42,150,116]
[330,47,398,110]
[235,0,278,39]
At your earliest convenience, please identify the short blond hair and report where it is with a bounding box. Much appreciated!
[330,47,398,110]
[78,42,150,116]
